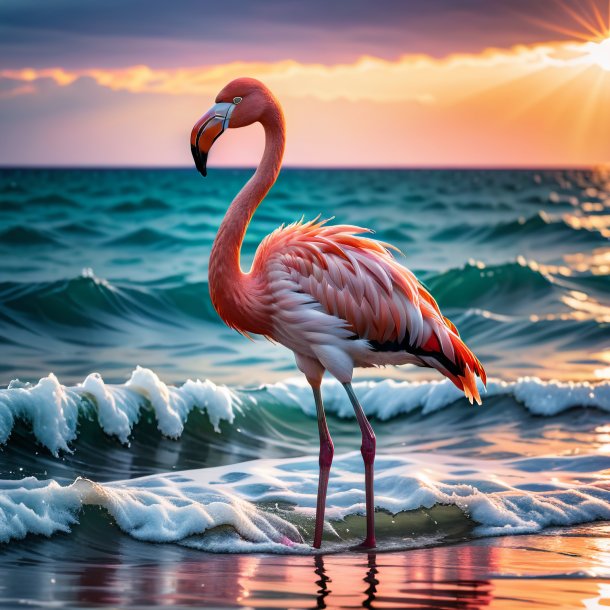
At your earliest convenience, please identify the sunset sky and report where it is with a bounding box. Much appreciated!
[1,0,610,167]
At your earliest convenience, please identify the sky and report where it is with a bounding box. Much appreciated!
[1,0,610,167]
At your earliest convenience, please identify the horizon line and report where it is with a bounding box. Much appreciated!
[0,164,607,171]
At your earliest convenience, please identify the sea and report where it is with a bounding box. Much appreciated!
[0,167,609,608]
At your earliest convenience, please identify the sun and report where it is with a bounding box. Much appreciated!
[586,36,610,70]
[526,1,610,71]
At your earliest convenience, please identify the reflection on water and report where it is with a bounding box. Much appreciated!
[2,525,609,609]
[363,554,378,609]
[315,554,331,608]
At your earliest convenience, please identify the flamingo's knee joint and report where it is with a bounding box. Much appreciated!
[360,435,376,465]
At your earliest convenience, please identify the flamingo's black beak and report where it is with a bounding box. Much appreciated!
[190,102,236,177]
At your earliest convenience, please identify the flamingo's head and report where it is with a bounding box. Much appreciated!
[191,77,277,177]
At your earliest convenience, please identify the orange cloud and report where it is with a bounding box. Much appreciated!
[1,39,606,104]
[1,39,609,167]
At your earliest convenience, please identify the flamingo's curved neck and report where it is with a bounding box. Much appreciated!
[208,107,285,333]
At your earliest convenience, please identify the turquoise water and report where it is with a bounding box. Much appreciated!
[1,168,608,384]
[0,168,609,606]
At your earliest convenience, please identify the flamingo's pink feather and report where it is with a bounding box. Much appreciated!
[252,218,486,402]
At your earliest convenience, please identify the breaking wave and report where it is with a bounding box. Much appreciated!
[1,367,608,455]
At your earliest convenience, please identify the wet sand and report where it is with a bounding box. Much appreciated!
[2,522,609,608]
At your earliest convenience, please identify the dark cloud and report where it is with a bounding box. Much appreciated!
[0,0,597,68]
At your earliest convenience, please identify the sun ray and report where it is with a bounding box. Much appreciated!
[524,0,610,43]
[439,0,610,155]
[588,0,609,33]
[557,0,605,39]
[520,0,610,81]
[580,0,605,31]
[524,15,597,42]
[503,63,592,122]
[571,63,610,154]
[465,56,593,126]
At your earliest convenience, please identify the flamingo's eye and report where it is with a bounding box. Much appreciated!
[233,97,242,104]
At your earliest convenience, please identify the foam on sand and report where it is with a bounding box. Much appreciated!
[1,452,609,553]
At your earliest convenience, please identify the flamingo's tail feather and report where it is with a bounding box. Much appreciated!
[449,331,486,404]
[422,328,486,404]
[458,367,482,406]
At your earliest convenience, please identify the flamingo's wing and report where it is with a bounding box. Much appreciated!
[254,219,486,403]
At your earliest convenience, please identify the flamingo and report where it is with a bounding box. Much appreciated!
[191,78,486,549]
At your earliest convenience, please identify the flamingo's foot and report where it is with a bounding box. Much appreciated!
[351,536,376,551]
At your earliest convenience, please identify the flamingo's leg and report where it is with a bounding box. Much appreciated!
[312,384,334,549]
[343,382,376,548]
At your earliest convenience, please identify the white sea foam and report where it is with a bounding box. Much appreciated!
[0,368,608,453]
[1,451,609,552]
[0,367,242,454]
[266,375,610,418]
